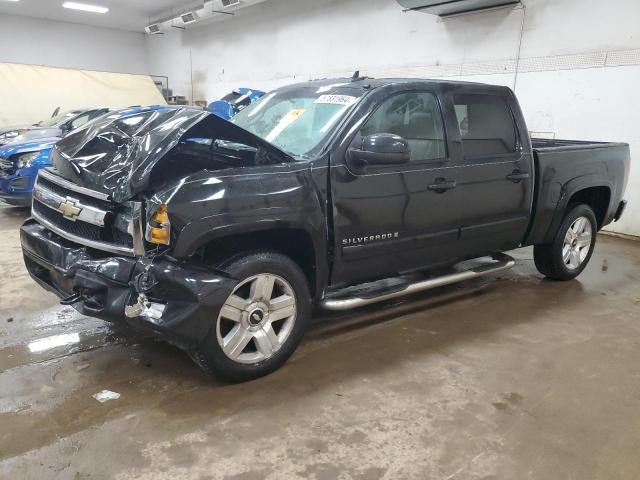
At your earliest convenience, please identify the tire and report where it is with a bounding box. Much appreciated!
[191,251,311,382]
[534,204,597,281]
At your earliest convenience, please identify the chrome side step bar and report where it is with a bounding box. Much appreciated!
[320,253,515,311]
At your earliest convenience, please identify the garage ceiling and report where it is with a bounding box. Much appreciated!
[0,0,199,32]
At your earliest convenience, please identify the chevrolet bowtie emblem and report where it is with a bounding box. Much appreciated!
[58,199,82,220]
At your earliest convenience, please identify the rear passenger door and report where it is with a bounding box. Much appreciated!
[448,91,533,255]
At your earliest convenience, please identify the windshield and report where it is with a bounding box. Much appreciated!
[231,85,365,157]
[219,91,253,114]
[38,110,81,128]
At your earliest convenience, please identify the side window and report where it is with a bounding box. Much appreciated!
[87,109,107,122]
[453,94,517,158]
[69,113,92,130]
[361,92,446,162]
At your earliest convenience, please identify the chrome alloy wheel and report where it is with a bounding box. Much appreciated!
[216,274,297,364]
[562,216,593,270]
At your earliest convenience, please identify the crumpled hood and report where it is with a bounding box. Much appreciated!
[50,107,290,203]
[0,137,58,160]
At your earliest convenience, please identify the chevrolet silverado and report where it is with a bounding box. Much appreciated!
[20,78,630,381]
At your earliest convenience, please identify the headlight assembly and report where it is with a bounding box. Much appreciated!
[16,151,40,169]
[145,203,171,246]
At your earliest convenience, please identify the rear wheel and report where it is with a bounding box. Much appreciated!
[534,204,597,281]
[191,251,311,382]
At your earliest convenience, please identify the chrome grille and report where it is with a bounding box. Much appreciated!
[33,201,102,241]
[37,175,111,210]
[31,169,145,256]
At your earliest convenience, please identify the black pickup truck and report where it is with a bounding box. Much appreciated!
[20,78,630,381]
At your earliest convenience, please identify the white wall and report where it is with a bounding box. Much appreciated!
[146,0,640,236]
[0,13,149,75]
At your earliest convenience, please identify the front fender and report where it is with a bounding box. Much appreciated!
[176,213,325,258]
[149,164,329,296]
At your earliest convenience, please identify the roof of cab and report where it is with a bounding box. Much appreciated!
[281,76,509,92]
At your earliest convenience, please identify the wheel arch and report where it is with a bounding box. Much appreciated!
[189,225,326,301]
[540,181,613,245]
[566,185,611,229]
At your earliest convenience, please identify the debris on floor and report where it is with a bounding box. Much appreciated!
[92,390,121,403]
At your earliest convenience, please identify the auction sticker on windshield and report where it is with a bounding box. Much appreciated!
[314,95,358,106]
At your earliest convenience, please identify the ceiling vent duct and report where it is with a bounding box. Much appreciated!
[145,24,162,34]
[145,0,267,34]
[179,11,199,25]
[397,0,520,16]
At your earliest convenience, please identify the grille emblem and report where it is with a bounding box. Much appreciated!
[58,199,82,220]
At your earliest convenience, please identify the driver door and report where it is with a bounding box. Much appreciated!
[330,89,462,286]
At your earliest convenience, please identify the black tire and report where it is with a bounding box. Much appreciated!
[190,251,311,382]
[534,204,597,281]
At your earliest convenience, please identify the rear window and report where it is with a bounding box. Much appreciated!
[454,94,517,157]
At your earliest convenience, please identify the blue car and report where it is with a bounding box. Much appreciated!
[0,108,111,147]
[0,138,58,206]
[207,88,266,120]
[0,105,171,207]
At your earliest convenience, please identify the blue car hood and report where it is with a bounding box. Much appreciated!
[0,137,58,160]
[9,127,62,144]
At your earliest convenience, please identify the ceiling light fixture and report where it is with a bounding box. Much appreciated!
[62,2,109,14]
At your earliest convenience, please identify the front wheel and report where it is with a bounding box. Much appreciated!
[534,204,597,281]
[191,251,311,382]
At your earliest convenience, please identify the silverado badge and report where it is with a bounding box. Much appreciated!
[343,232,399,246]
[58,199,82,221]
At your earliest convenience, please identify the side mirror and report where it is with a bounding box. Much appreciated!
[347,133,411,168]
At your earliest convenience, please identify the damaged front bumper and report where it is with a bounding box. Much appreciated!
[20,219,237,349]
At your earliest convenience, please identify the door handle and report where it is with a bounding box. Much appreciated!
[506,170,530,183]
[427,178,457,193]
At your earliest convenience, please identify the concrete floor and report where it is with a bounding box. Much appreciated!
[1,204,639,480]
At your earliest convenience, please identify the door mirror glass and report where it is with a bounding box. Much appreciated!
[348,133,411,167]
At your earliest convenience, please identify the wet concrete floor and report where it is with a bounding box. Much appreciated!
[1,204,639,479]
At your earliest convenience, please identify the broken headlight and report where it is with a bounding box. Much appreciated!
[145,203,171,246]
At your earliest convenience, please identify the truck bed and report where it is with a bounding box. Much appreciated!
[525,138,630,246]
